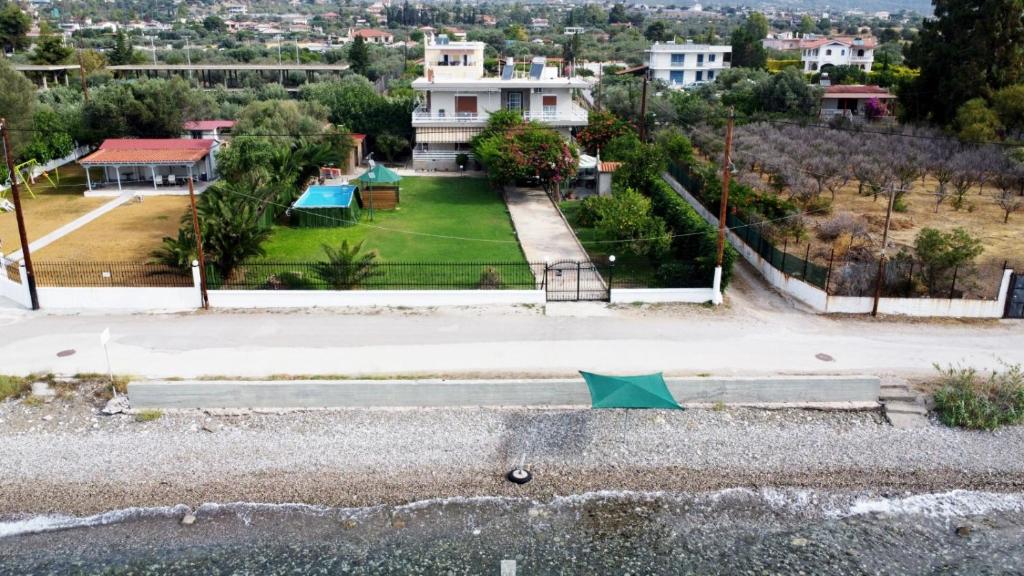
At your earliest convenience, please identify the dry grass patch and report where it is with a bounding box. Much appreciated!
[0,165,107,253]
[34,197,189,261]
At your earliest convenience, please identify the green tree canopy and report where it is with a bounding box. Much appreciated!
[472,114,579,196]
[0,3,30,54]
[730,12,769,69]
[904,0,1024,124]
[0,58,36,157]
[31,34,73,65]
[348,35,370,76]
[108,30,135,65]
[81,77,218,143]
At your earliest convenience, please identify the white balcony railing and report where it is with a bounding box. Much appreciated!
[412,105,588,125]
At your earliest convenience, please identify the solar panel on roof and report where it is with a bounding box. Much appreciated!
[529,57,545,79]
[501,64,514,80]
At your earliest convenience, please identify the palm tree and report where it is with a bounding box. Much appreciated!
[313,240,380,289]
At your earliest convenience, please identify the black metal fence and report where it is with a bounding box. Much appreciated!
[20,259,710,293]
[31,262,194,287]
[208,261,543,291]
[667,163,1013,301]
[2,259,20,283]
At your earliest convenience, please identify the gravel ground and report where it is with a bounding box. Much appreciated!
[2,386,1024,517]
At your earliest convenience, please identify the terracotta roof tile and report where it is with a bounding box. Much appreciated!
[80,139,215,165]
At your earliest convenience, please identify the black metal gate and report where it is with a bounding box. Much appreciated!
[1006,273,1024,319]
[544,260,609,302]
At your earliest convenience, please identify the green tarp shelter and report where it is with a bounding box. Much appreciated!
[354,164,402,185]
[580,371,683,410]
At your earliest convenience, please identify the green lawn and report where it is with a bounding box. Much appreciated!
[263,176,525,262]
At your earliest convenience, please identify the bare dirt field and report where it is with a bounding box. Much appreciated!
[33,196,188,262]
[0,166,106,254]
[807,176,1022,269]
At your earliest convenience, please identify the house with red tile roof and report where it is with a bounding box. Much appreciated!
[182,120,236,141]
[351,28,394,45]
[78,139,219,193]
[799,35,876,73]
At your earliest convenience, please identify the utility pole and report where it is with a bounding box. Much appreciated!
[188,178,209,309]
[77,47,89,103]
[712,107,734,305]
[871,185,896,317]
[716,107,735,268]
[638,70,649,142]
[1,119,40,309]
[185,36,193,82]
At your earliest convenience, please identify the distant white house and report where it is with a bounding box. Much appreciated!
[564,26,586,35]
[800,35,876,73]
[410,36,588,170]
[644,40,732,88]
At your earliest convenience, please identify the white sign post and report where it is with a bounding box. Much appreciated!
[99,327,115,395]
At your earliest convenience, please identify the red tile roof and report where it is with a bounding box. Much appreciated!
[800,36,877,49]
[354,28,392,38]
[183,120,236,131]
[351,133,366,142]
[599,161,622,173]
[823,84,895,98]
[80,139,215,165]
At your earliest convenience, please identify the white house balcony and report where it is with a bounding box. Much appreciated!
[412,106,489,126]
[412,104,589,127]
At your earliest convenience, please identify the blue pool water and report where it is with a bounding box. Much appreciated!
[294,185,356,209]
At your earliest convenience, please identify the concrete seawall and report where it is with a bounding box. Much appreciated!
[129,376,881,409]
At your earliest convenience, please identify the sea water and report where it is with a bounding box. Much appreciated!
[2,489,1023,575]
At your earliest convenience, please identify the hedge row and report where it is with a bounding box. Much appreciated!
[647,177,737,289]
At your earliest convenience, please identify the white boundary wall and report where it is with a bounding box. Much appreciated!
[662,172,1015,318]
[208,289,546,309]
[611,287,717,304]
[0,259,32,308]
[37,287,202,311]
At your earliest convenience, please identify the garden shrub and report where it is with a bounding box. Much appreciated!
[264,271,315,290]
[478,267,503,289]
[933,364,1024,430]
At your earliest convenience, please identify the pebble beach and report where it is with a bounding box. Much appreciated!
[2,392,1024,516]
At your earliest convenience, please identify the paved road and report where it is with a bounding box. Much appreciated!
[1,266,1020,378]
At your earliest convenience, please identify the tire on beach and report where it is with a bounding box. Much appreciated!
[506,469,533,484]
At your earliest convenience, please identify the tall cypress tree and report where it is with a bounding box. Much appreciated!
[903,0,1024,124]
[348,35,369,77]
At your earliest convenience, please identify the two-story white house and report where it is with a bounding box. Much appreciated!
[800,35,876,73]
[410,37,589,171]
[644,41,732,88]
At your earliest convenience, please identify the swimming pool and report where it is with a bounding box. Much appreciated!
[294,185,357,209]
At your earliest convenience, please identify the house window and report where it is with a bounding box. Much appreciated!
[709,54,716,62]
[707,70,714,80]
[841,49,846,55]
[506,91,522,111]
[697,54,704,66]
[670,70,684,84]
[671,53,684,65]
[826,49,832,56]
[542,95,557,115]
[695,70,703,81]
[455,96,477,117]
[857,49,865,57]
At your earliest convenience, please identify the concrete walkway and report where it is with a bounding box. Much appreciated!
[505,187,606,297]
[128,376,881,409]
[6,193,133,262]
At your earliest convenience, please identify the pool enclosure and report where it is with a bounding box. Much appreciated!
[291,184,362,227]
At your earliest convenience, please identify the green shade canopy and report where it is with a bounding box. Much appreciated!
[580,371,683,410]
[355,164,402,185]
